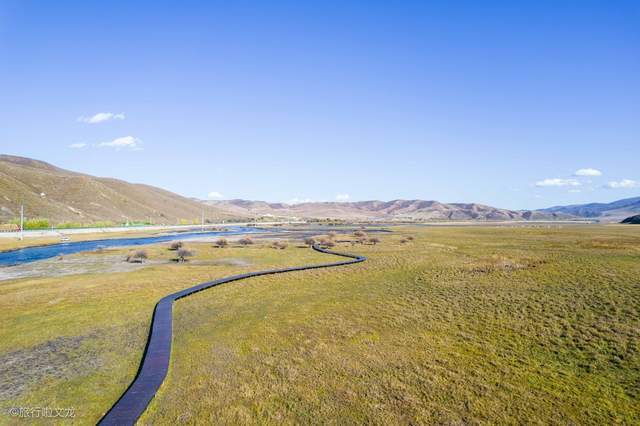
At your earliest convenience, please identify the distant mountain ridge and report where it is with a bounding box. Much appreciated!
[0,155,238,224]
[540,196,640,222]
[204,199,570,221]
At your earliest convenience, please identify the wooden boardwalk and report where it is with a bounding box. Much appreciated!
[99,244,366,425]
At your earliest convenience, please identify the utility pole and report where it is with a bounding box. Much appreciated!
[20,204,24,240]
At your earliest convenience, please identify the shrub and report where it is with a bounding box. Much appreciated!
[176,248,194,262]
[327,231,337,240]
[406,236,414,241]
[271,241,288,250]
[11,217,50,230]
[126,250,148,263]
[214,238,228,248]
[400,238,408,244]
[304,237,316,247]
[368,237,380,245]
[238,237,254,246]
[169,241,183,250]
[354,230,366,238]
[56,222,83,229]
[320,239,335,248]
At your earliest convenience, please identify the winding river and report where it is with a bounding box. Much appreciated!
[0,226,262,267]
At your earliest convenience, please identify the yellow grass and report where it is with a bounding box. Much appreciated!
[1,225,639,424]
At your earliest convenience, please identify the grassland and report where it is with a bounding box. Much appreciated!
[1,225,639,424]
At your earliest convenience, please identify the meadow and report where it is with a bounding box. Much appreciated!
[1,225,639,424]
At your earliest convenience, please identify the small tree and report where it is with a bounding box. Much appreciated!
[400,238,408,244]
[321,239,335,248]
[357,236,367,245]
[406,236,414,241]
[238,237,254,246]
[354,230,366,238]
[214,238,228,248]
[327,231,337,240]
[126,250,148,263]
[176,248,194,262]
[304,237,316,247]
[368,237,380,245]
[169,241,183,251]
[271,241,288,250]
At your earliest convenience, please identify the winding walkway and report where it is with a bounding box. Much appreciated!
[98,244,366,425]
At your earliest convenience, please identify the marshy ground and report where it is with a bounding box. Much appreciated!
[1,225,639,424]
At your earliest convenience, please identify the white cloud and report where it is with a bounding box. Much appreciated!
[605,179,640,189]
[568,189,581,193]
[287,198,313,204]
[336,193,350,201]
[68,143,87,149]
[535,178,581,187]
[574,168,602,177]
[78,112,125,124]
[207,191,224,199]
[98,136,142,150]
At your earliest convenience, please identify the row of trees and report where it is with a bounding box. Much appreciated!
[124,230,407,265]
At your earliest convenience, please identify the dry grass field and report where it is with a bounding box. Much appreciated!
[1,225,639,424]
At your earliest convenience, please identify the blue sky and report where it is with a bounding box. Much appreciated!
[1,1,638,210]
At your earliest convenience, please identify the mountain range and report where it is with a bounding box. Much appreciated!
[1,155,637,224]
[540,196,640,222]
[203,199,568,222]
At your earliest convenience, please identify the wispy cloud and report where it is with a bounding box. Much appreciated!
[535,178,581,187]
[574,168,602,177]
[77,112,125,124]
[207,191,224,199]
[68,143,87,149]
[568,189,581,193]
[336,193,350,201]
[98,136,142,150]
[605,179,639,189]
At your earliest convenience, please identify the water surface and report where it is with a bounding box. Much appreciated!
[0,226,263,267]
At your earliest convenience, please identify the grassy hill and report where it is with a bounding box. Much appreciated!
[621,214,640,224]
[0,155,240,226]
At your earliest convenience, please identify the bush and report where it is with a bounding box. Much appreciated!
[368,237,380,245]
[176,248,194,262]
[56,222,83,229]
[126,250,148,263]
[271,241,288,250]
[320,239,335,248]
[11,217,50,230]
[354,230,366,238]
[238,237,254,246]
[214,238,228,248]
[406,236,414,241]
[327,231,337,240]
[169,241,183,250]
[304,237,316,247]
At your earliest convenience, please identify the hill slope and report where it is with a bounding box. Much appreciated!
[0,155,238,225]
[205,199,570,221]
[621,215,640,224]
[540,196,640,222]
